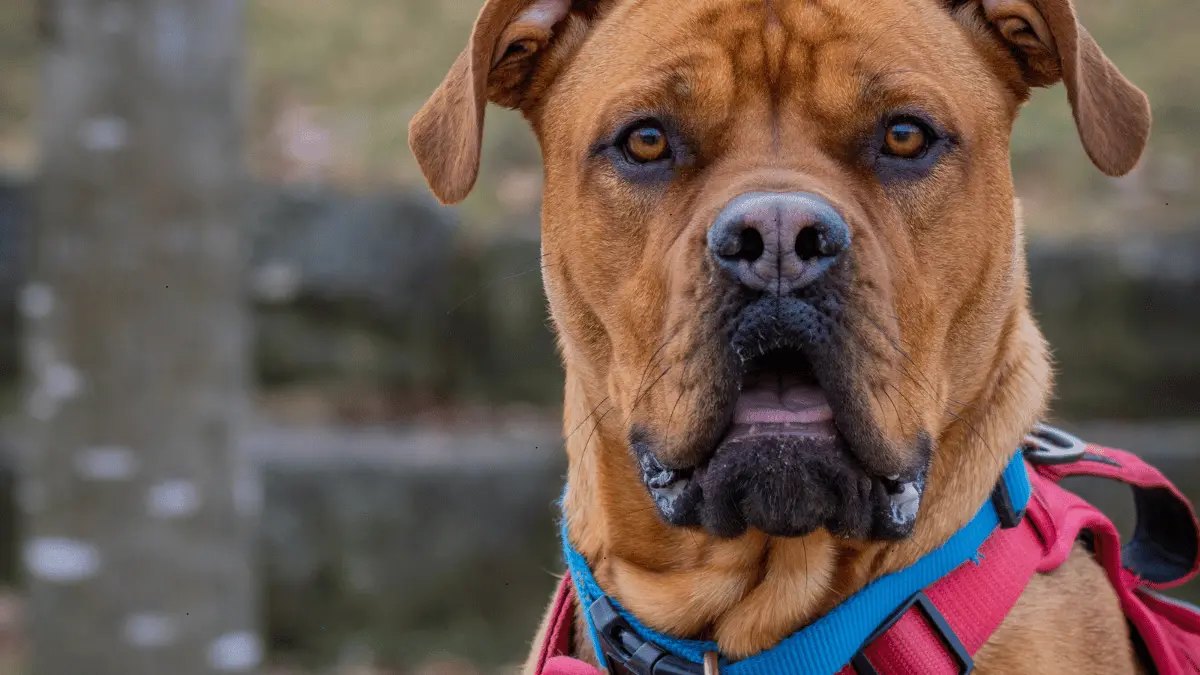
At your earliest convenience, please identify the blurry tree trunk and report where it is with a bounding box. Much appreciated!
[20,2,259,674]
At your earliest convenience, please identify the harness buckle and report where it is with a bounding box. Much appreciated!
[850,590,974,675]
[589,596,704,675]
[991,478,1025,529]
[1022,423,1087,466]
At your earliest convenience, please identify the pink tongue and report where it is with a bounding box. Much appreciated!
[734,374,833,425]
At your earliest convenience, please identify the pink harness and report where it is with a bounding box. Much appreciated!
[535,435,1200,675]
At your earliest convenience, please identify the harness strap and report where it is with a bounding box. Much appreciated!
[842,432,1200,675]
[1032,445,1200,588]
[559,453,1031,675]
[541,513,1045,675]
[539,428,1200,675]
[1025,446,1200,674]
[536,575,581,675]
[838,516,1044,675]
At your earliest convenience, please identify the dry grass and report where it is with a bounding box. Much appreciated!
[0,0,1196,236]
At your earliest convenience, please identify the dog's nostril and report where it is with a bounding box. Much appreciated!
[795,225,824,261]
[737,227,765,262]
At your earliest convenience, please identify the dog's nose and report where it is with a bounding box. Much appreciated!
[707,192,850,293]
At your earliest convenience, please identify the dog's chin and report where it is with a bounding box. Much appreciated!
[633,350,927,541]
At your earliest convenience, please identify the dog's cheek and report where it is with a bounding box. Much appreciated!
[825,279,934,477]
[656,294,743,467]
[623,337,728,472]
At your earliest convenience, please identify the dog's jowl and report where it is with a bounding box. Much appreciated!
[409,0,1180,672]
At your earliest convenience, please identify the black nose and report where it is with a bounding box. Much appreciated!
[707,192,850,293]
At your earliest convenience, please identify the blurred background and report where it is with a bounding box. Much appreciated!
[0,0,1197,674]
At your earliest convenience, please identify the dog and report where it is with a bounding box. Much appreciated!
[409,0,1156,672]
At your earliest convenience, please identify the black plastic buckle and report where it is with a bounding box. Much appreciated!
[850,590,974,675]
[1021,423,1087,466]
[990,477,1025,529]
[589,596,703,675]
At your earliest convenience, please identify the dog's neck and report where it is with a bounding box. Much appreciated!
[559,302,1051,659]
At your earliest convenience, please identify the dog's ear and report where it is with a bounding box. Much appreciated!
[976,0,1149,176]
[408,0,579,204]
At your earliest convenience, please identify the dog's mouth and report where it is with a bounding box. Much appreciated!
[727,348,838,440]
[634,343,927,540]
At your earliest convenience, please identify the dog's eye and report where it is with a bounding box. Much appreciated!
[882,119,931,159]
[622,124,671,163]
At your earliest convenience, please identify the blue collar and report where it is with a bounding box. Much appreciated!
[561,451,1031,675]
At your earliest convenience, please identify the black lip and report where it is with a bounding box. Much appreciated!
[632,425,929,539]
[632,434,930,539]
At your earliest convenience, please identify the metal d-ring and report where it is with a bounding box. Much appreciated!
[1021,423,1087,465]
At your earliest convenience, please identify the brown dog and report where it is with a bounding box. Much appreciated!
[409,0,1152,671]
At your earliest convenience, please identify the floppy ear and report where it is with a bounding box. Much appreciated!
[408,0,575,204]
[979,0,1149,176]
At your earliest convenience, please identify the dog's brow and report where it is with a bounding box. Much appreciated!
[859,69,919,108]
[856,68,958,128]
[585,66,701,138]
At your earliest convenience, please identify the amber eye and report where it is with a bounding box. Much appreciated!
[883,119,930,158]
[623,124,670,163]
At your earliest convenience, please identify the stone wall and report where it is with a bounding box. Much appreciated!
[4,175,1199,419]
[1030,239,1200,419]
[249,426,565,668]
[0,176,562,414]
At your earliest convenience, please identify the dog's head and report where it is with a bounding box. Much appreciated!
[411,0,1147,645]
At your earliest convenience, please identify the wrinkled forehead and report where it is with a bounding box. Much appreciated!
[551,0,995,146]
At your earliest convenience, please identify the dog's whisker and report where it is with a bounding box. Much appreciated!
[858,313,940,400]
[883,381,921,420]
[613,503,666,518]
[802,538,810,609]
[627,366,674,423]
[565,395,613,445]
[581,404,618,461]
[664,347,704,442]
[880,357,1002,467]
[632,339,675,417]
[950,409,1003,468]
[626,322,689,422]
[857,312,998,475]
[666,386,689,441]
[872,384,904,430]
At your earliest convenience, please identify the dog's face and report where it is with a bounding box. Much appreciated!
[535,0,1039,542]
[413,0,1146,544]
